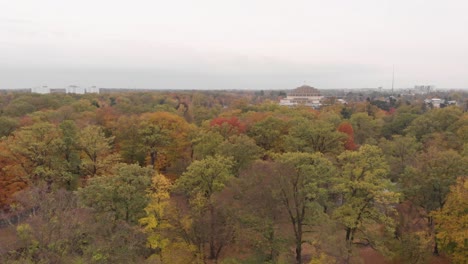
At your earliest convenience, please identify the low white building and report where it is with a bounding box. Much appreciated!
[424,98,442,108]
[279,85,324,109]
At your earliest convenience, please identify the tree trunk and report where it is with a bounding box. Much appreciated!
[209,204,216,260]
[428,216,439,255]
[267,226,278,262]
[345,227,354,264]
[296,242,302,264]
[295,221,302,264]
[125,206,129,222]
[150,151,157,169]
[346,227,351,241]
[433,239,439,256]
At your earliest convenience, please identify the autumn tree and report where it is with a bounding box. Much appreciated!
[209,116,246,139]
[138,112,191,171]
[338,122,357,150]
[139,173,173,262]
[0,141,28,209]
[7,185,148,263]
[2,189,92,263]
[432,177,468,263]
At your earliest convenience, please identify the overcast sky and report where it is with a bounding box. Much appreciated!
[1,0,467,90]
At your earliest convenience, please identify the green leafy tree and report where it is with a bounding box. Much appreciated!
[401,148,467,214]
[400,147,467,255]
[273,152,336,264]
[0,116,19,138]
[7,122,72,189]
[78,125,120,178]
[78,163,153,224]
[247,116,288,152]
[175,155,234,261]
[227,161,287,262]
[59,120,81,188]
[405,107,463,141]
[191,92,223,126]
[285,118,346,155]
[192,130,224,160]
[350,112,383,145]
[381,112,418,138]
[217,134,263,175]
[138,120,171,169]
[379,135,421,182]
[115,115,147,165]
[333,145,400,260]
[2,98,36,117]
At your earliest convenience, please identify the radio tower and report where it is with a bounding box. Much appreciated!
[391,65,395,95]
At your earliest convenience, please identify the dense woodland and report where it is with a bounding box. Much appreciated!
[0,90,467,264]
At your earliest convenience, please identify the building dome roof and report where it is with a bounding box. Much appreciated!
[288,85,320,96]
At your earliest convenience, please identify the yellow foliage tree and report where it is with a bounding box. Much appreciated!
[140,173,172,251]
[432,177,468,263]
[140,173,200,263]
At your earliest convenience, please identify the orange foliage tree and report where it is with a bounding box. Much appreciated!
[138,112,192,171]
[0,142,28,210]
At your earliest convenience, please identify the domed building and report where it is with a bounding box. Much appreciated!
[279,85,324,109]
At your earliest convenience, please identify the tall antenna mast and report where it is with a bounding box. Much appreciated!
[391,65,395,94]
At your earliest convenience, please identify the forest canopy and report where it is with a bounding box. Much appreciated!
[0,90,467,264]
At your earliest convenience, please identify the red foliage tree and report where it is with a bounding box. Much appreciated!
[210,116,247,139]
[386,107,396,116]
[338,122,357,150]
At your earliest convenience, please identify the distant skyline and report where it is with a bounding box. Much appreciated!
[1,0,468,90]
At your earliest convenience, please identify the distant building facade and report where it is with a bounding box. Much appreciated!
[279,85,324,108]
[50,88,67,94]
[424,98,457,108]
